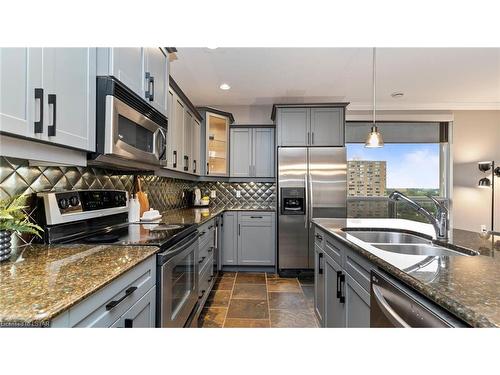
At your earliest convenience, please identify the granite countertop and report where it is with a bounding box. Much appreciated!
[159,205,276,227]
[313,218,500,327]
[0,244,158,326]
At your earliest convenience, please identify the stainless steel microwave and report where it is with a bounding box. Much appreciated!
[89,76,167,170]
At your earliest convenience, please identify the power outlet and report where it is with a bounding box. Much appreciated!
[210,190,216,199]
[236,190,241,198]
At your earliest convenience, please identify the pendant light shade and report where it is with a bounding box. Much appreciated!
[365,125,384,148]
[478,177,491,188]
[365,47,384,148]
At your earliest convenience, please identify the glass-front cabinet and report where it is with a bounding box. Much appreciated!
[198,109,233,176]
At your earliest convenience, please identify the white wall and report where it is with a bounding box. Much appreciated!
[452,111,500,232]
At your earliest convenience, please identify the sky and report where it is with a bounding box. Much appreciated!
[346,143,440,189]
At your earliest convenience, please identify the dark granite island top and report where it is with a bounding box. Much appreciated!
[313,218,500,328]
[0,244,158,326]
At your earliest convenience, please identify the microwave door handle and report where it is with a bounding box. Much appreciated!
[372,284,410,328]
[156,128,167,160]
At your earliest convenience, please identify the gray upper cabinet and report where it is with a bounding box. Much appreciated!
[310,108,343,146]
[324,253,346,328]
[230,127,275,178]
[192,118,201,174]
[100,48,145,98]
[277,108,309,146]
[221,212,238,265]
[183,110,193,172]
[143,47,168,116]
[253,128,274,177]
[237,213,275,266]
[275,105,346,147]
[0,48,96,152]
[230,128,252,177]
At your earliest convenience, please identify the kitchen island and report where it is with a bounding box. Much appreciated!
[313,218,500,327]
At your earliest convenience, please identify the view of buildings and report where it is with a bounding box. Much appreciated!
[347,160,387,197]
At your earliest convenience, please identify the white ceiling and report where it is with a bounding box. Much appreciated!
[170,48,500,110]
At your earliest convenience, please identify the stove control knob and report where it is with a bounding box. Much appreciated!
[69,196,80,206]
[58,198,69,209]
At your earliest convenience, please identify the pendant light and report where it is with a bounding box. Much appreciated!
[365,47,384,148]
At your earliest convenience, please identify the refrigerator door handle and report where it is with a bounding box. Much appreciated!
[304,172,308,229]
[308,167,313,228]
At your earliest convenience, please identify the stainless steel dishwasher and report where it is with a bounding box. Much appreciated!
[370,270,468,328]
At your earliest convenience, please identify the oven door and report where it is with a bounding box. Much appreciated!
[105,95,166,166]
[158,232,198,328]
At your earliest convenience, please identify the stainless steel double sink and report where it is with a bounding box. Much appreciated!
[342,229,478,257]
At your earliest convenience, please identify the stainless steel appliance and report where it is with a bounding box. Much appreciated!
[278,147,347,271]
[37,189,199,328]
[370,270,468,327]
[90,76,167,170]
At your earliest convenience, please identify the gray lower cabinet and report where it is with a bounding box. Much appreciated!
[314,225,373,328]
[221,211,275,267]
[110,286,156,328]
[314,243,325,327]
[221,212,238,265]
[324,253,346,328]
[51,255,156,328]
[345,274,370,327]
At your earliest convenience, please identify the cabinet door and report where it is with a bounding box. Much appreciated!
[110,48,144,98]
[237,219,275,266]
[42,48,96,151]
[183,110,193,172]
[173,95,185,171]
[277,108,309,146]
[345,274,370,328]
[165,89,175,169]
[253,128,274,177]
[111,286,156,328]
[230,128,252,177]
[310,108,344,146]
[221,212,238,265]
[144,47,167,115]
[192,118,201,174]
[324,253,346,328]
[314,244,325,327]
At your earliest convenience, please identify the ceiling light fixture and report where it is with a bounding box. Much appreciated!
[207,46,218,50]
[391,92,404,98]
[365,47,384,148]
[219,83,231,90]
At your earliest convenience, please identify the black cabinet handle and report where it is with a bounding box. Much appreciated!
[105,286,137,311]
[250,216,263,219]
[199,231,206,237]
[34,88,44,133]
[48,94,56,136]
[208,225,214,230]
[338,272,345,304]
[193,160,197,173]
[318,252,323,274]
[198,256,206,264]
[208,247,213,253]
[124,318,133,328]
[238,224,241,236]
[184,155,189,171]
[173,150,177,168]
[145,72,154,101]
[315,234,323,241]
[198,289,206,299]
[149,76,155,102]
[336,271,342,298]
[206,162,210,175]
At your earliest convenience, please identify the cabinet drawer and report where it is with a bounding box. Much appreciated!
[344,248,373,292]
[198,220,215,246]
[324,236,343,266]
[110,286,156,328]
[198,244,214,275]
[198,257,214,300]
[238,212,274,224]
[314,229,325,249]
[60,256,156,328]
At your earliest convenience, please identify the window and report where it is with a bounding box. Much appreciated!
[345,122,450,223]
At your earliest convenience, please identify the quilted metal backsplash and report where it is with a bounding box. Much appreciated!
[0,156,276,245]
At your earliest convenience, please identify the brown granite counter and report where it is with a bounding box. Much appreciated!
[0,244,158,326]
[159,206,276,227]
[313,218,500,327]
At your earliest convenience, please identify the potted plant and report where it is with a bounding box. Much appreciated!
[0,195,43,262]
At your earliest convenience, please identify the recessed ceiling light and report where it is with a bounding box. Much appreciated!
[391,92,404,98]
[219,83,231,90]
[207,46,217,50]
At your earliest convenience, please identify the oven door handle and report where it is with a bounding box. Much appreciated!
[157,232,198,263]
[372,284,410,328]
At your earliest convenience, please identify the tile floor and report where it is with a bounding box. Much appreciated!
[198,272,318,328]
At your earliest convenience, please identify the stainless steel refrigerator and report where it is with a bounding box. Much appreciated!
[278,147,347,271]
